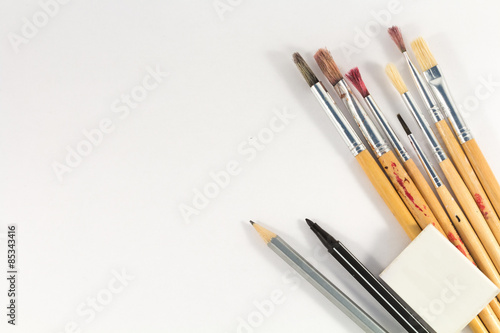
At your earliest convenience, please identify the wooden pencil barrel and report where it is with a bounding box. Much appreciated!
[354,150,421,239]
[436,120,500,244]
[463,138,500,223]
[439,158,500,273]
[378,151,443,234]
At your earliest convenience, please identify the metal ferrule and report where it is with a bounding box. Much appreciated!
[311,82,366,156]
[408,134,443,188]
[423,65,473,143]
[333,79,391,157]
[401,91,448,163]
[365,95,410,162]
[403,52,444,123]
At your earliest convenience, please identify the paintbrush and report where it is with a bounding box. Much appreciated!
[292,52,420,239]
[411,37,500,228]
[388,27,500,249]
[399,114,500,331]
[346,67,454,243]
[314,49,440,233]
[385,63,500,275]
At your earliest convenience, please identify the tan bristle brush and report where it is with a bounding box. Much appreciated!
[411,37,500,226]
[385,63,500,274]
[292,53,421,239]
[314,49,442,233]
[388,28,500,249]
[346,67,461,246]
[399,114,500,331]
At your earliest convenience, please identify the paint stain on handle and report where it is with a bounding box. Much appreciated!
[391,162,427,216]
[474,193,489,219]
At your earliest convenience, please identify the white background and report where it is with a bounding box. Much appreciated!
[2,0,500,332]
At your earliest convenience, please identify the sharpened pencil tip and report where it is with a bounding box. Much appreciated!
[249,220,255,225]
[305,218,315,227]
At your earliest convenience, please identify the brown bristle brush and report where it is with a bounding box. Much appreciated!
[313,49,441,234]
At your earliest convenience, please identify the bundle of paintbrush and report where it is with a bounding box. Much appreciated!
[292,27,500,332]
[248,25,500,333]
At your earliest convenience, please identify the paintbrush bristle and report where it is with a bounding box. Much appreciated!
[388,26,406,53]
[345,67,370,98]
[314,48,343,86]
[385,63,408,95]
[293,52,319,87]
[411,37,437,71]
[397,114,412,135]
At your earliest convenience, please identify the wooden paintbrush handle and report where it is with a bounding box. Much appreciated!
[354,150,421,239]
[463,138,500,220]
[440,158,500,273]
[436,120,500,243]
[471,314,493,333]
[378,151,443,234]
[489,299,500,327]
[435,184,500,330]
[436,184,500,287]
[404,158,471,258]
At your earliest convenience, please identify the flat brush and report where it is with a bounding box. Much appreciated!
[385,64,500,275]
[250,221,389,333]
[306,219,435,333]
[314,49,440,233]
[292,53,420,239]
[346,67,451,240]
[411,37,500,225]
[399,115,500,331]
[389,28,500,248]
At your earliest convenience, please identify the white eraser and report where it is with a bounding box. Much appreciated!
[380,225,499,333]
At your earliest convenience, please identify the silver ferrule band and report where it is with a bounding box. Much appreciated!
[408,134,443,188]
[365,95,410,162]
[423,65,473,143]
[311,83,366,156]
[402,92,447,163]
[404,52,444,123]
[334,80,390,157]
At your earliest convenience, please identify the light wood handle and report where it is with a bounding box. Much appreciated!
[463,138,500,221]
[436,120,500,244]
[404,158,473,260]
[378,151,443,234]
[489,299,500,327]
[439,158,500,273]
[472,312,495,333]
[355,150,421,239]
[436,184,500,287]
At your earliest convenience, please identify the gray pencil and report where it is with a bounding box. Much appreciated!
[250,221,388,333]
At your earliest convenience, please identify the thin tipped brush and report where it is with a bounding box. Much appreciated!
[250,221,389,333]
[314,49,440,233]
[385,63,500,277]
[291,52,420,239]
[398,115,500,330]
[346,67,451,241]
[410,37,500,243]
